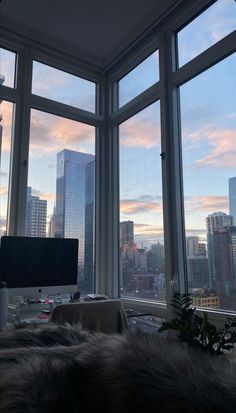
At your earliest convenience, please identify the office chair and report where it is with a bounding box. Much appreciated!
[50,299,128,334]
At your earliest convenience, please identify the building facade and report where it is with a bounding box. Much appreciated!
[229,177,236,225]
[25,187,47,237]
[206,211,233,290]
[54,149,95,287]
[213,226,236,297]
[83,159,95,294]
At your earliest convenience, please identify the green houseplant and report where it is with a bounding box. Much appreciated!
[158,292,236,356]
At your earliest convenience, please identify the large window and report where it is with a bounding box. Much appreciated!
[27,110,96,294]
[0,101,13,238]
[32,61,96,112]
[1,0,235,319]
[0,48,16,88]
[119,102,165,301]
[0,48,16,238]
[177,0,236,67]
[118,50,159,107]
[180,52,236,312]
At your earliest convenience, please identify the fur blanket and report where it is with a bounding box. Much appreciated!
[0,323,236,413]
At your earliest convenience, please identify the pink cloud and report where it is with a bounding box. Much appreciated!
[0,187,8,196]
[29,110,95,154]
[195,128,236,168]
[1,101,13,151]
[185,195,228,213]
[134,223,164,237]
[120,199,162,214]
[31,188,55,202]
[120,117,161,148]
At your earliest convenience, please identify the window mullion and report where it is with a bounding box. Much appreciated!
[159,29,187,319]
[95,75,120,297]
[7,46,33,235]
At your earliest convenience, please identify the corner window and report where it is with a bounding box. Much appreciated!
[180,53,236,311]
[119,101,165,302]
[27,109,96,294]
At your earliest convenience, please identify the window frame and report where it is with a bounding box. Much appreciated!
[1,0,236,323]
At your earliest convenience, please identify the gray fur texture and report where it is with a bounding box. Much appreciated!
[0,323,236,413]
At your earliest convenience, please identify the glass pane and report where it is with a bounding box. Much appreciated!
[119,50,159,107]
[0,48,16,88]
[0,101,13,237]
[178,0,236,67]
[27,110,96,294]
[119,101,165,302]
[180,53,236,311]
[32,61,96,113]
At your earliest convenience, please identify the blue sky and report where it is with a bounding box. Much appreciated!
[0,0,235,245]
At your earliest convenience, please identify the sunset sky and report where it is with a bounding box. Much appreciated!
[0,0,235,246]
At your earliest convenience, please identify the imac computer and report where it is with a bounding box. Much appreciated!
[0,236,79,301]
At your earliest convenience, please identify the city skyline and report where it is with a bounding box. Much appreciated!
[0,0,235,248]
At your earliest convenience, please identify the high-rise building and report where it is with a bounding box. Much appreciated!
[83,160,95,294]
[206,211,233,290]
[120,221,134,245]
[186,236,209,289]
[187,257,209,289]
[26,187,47,237]
[213,226,236,297]
[186,237,206,257]
[229,177,236,225]
[148,243,165,273]
[54,149,95,271]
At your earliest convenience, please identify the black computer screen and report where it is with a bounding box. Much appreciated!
[0,236,78,288]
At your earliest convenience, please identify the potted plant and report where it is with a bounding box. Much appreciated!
[158,292,236,356]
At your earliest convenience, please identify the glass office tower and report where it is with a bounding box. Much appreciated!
[54,149,95,288]
[83,160,95,293]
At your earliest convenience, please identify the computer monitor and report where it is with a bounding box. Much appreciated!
[0,236,79,300]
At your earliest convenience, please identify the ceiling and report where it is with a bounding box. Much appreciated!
[0,0,180,69]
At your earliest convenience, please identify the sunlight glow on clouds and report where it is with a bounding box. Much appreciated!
[30,110,95,155]
[31,188,55,203]
[133,223,164,245]
[120,199,162,214]
[0,187,8,196]
[193,128,236,168]
[185,195,228,214]
[1,101,13,152]
[120,101,161,149]
[120,118,160,148]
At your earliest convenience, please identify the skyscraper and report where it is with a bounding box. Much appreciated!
[54,149,95,273]
[186,236,209,289]
[26,186,47,237]
[120,221,134,245]
[83,159,95,293]
[229,177,236,225]
[206,211,233,290]
[213,226,236,297]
